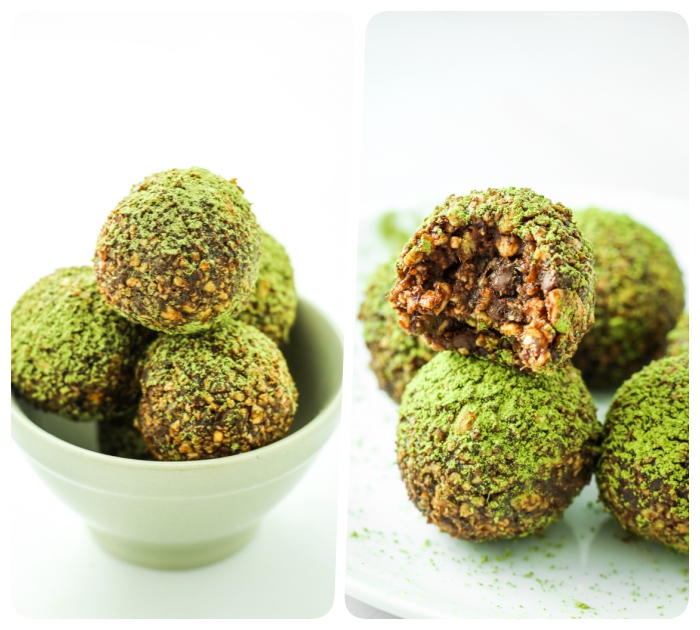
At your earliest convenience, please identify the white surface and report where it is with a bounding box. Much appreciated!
[348,204,689,616]
[6,10,353,618]
[4,11,354,329]
[345,595,399,619]
[12,429,340,618]
[348,214,690,618]
[351,16,690,615]
[347,319,689,618]
[360,12,689,218]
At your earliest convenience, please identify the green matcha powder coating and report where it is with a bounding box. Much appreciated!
[597,354,689,553]
[11,266,154,422]
[95,167,262,334]
[572,208,684,388]
[230,231,297,345]
[397,352,602,541]
[393,188,596,372]
[665,312,689,358]
[136,318,298,461]
[359,260,435,402]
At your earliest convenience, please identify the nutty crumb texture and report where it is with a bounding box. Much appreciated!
[389,188,595,373]
[136,319,298,461]
[665,312,689,358]
[359,260,436,402]
[227,231,297,345]
[597,355,689,554]
[572,208,684,388]
[11,266,155,422]
[98,415,155,461]
[397,352,602,541]
[94,167,262,334]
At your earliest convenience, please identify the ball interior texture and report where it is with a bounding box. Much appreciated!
[390,188,595,373]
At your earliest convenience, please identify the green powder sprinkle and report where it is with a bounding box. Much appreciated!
[11,266,155,421]
[572,208,684,387]
[397,352,601,541]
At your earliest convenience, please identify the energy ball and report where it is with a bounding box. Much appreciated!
[572,208,685,388]
[98,416,154,461]
[390,188,595,373]
[359,260,436,403]
[665,312,689,358]
[596,355,689,553]
[234,231,297,345]
[11,266,154,422]
[397,352,601,542]
[95,167,262,334]
[136,319,298,461]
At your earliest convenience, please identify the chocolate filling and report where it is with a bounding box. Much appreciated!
[391,216,569,370]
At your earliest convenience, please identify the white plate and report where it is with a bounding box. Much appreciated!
[346,210,689,619]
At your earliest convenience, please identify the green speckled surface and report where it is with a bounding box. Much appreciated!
[346,214,689,619]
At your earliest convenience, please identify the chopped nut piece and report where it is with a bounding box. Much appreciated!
[94,167,262,334]
[136,319,297,461]
[389,188,595,372]
[397,352,601,542]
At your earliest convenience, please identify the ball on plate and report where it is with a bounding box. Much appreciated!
[572,208,684,388]
[396,352,601,541]
[596,354,689,553]
[359,259,435,402]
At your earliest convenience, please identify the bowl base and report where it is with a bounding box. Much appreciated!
[89,524,260,570]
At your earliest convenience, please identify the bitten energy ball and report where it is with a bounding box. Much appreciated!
[390,188,595,373]
[572,208,685,388]
[98,416,154,461]
[597,355,689,553]
[95,167,262,334]
[359,260,435,403]
[665,312,689,358]
[397,352,601,541]
[11,266,154,421]
[235,231,297,345]
[136,319,298,461]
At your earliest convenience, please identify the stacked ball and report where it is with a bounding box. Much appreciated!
[12,167,299,462]
[360,189,688,551]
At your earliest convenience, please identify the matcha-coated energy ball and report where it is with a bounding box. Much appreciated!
[94,167,262,334]
[665,312,689,358]
[359,260,435,403]
[597,355,689,553]
[11,267,154,422]
[397,352,601,541]
[136,319,298,461]
[390,188,596,373]
[572,208,685,388]
[98,415,154,461]
[235,231,297,345]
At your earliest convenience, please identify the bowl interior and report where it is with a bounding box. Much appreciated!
[13,297,343,457]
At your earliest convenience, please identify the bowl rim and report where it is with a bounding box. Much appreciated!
[11,296,343,471]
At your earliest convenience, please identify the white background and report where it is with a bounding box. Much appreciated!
[6,10,353,619]
[351,10,691,619]
[361,12,689,216]
[2,1,697,626]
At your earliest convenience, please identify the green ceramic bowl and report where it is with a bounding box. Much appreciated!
[12,297,343,570]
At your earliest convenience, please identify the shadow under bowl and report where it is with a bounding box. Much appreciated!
[11,297,343,570]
